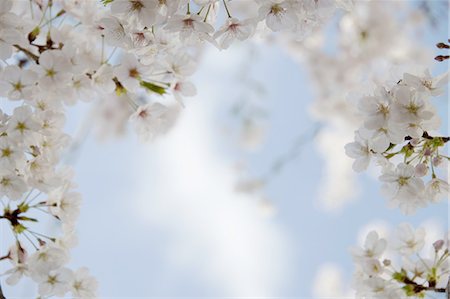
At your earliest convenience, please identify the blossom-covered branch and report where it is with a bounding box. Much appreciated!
[352,223,449,298]
[345,70,449,214]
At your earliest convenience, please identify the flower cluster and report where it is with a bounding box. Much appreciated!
[351,223,449,298]
[279,0,433,212]
[345,70,449,214]
[101,0,346,49]
[0,0,104,296]
[0,96,97,297]
[0,0,350,296]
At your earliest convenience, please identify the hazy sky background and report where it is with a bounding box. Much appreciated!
[1,2,448,298]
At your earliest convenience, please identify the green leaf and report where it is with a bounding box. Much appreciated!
[101,0,114,5]
[140,81,167,95]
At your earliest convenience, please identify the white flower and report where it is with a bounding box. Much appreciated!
[362,277,389,296]
[258,0,297,31]
[0,171,27,200]
[0,137,24,169]
[0,0,21,30]
[34,267,73,297]
[47,189,82,224]
[55,224,79,250]
[70,267,98,298]
[114,53,149,92]
[129,29,153,48]
[402,258,427,280]
[392,86,434,127]
[4,244,29,285]
[403,70,449,97]
[28,245,69,275]
[35,110,66,137]
[368,124,404,153]
[6,105,39,143]
[361,258,383,276]
[96,17,130,47]
[164,54,196,78]
[34,50,72,89]
[5,263,29,286]
[345,130,372,172]
[351,231,387,260]
[214,18,255,49]
[165,14,214,41]
[111,0,157,27]
[426,178,449,203]
[155,0,181,24]
[92,64,116,94]
[394,223,425,255]
[358,86,392,131]
[0,65,37,100]
[66,74,93,105]
[171,80,196,106]
[379,163,425,214]
[130,102,171,141]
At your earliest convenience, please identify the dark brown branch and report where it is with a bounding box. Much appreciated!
[0,281,6,299]
[447,276,450,299]
[404,131,450,142]
[13,45,39,63]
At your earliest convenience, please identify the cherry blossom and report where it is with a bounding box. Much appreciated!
[346,69,449,215]
[352,224,449,298]
[0,0,447,297]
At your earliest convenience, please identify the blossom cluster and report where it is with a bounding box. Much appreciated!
[93,0,351,138]
[351,223,449,298]
[279,0,434,211]
[101,0,348,49]
[345,70,449,214]
[0,0,104,296]
[0,0,350,296]
[0,85,97,295]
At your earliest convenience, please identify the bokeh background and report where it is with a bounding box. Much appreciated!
[1,1,448,298]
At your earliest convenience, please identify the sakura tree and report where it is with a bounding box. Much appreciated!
[0,0,448,298]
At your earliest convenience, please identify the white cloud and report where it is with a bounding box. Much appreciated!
[133,97,291,296]
[315,125,360,212]
[312,263,354,298]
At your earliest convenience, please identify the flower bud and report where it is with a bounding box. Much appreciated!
[414,163,428,177]
[424,148,433,156]
[433,156,443,167]
[433,240,445,251]
[410,138,421,146]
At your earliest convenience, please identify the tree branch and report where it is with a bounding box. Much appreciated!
[0,280,6,299]
[13,45,39,63]
[447,276,450,299]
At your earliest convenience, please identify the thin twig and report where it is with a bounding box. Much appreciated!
[447,276,450,299]
[13,45,39,63]
[0,280,6,299]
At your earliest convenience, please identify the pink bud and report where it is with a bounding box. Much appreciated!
[433,156,443,167]
[414,163,428,177]
[424,148,433,156]
[433,240,445,251]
